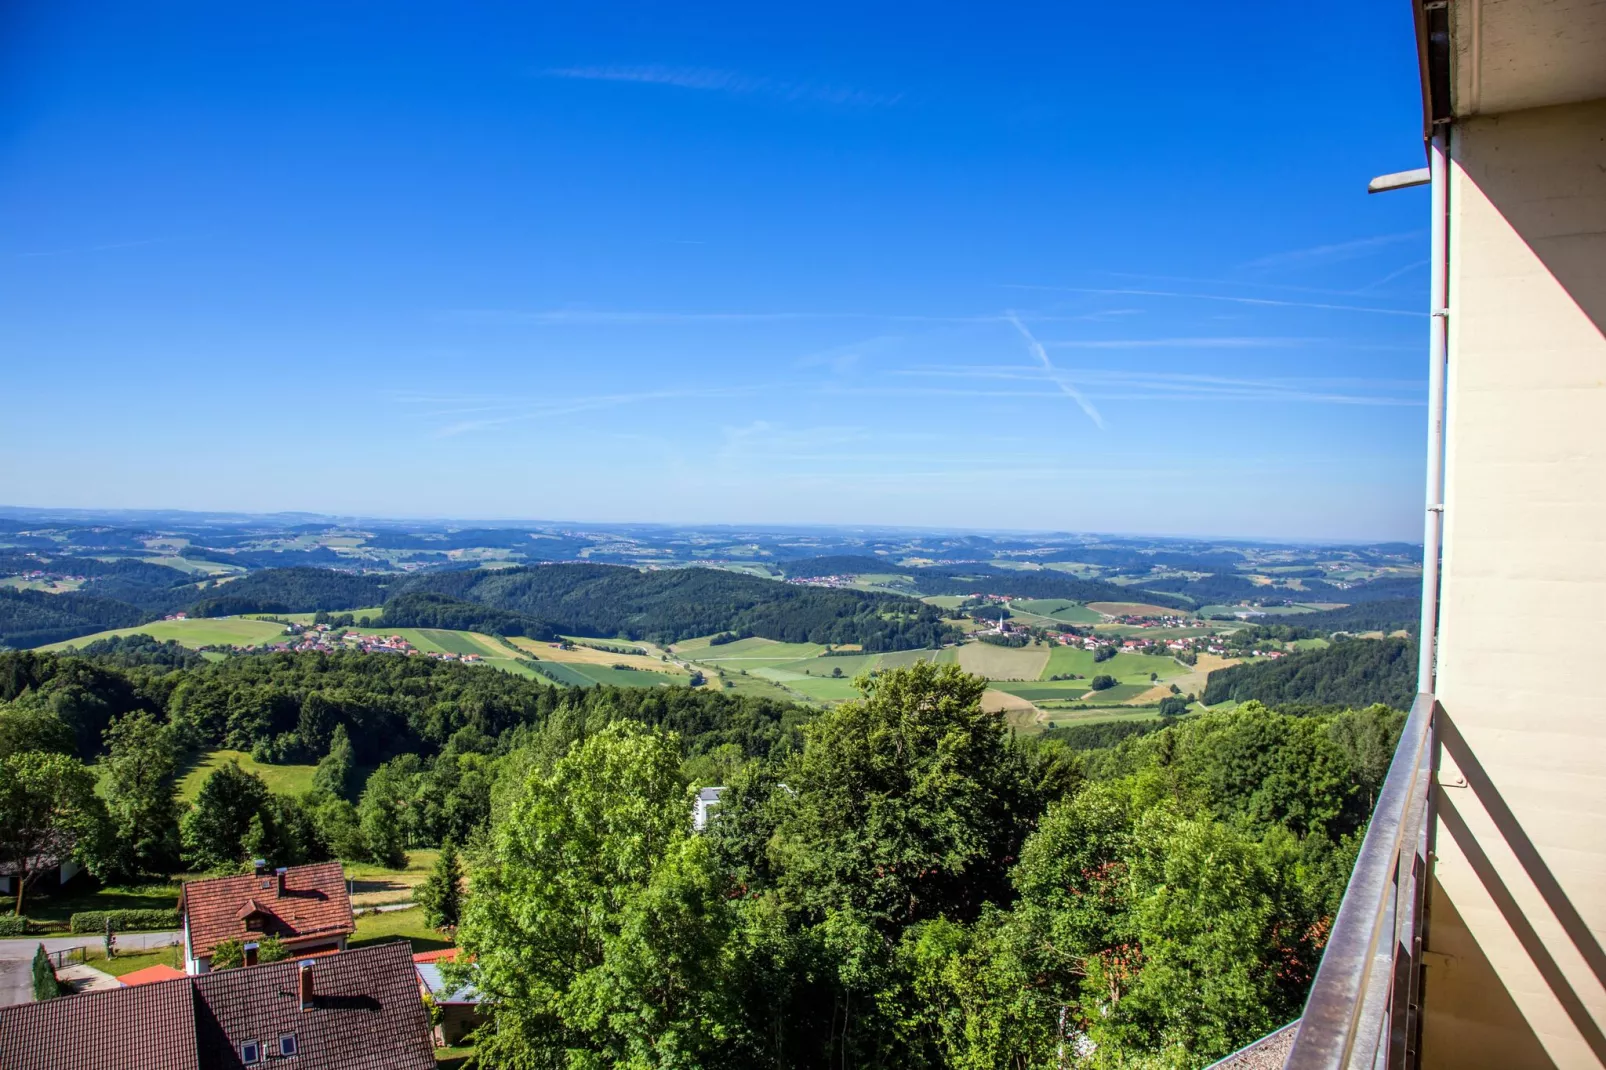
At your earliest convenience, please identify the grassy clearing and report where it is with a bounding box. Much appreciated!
[760,671,861,703]
[345,849,440,908]
[709,671,807,703]
[43,616,290,652]
[921,595,968,610]
[955,643,1051,681]
[180,750,318,801]
[350,906,452,955]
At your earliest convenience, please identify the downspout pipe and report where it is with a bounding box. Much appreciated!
[1417,126,1450,693]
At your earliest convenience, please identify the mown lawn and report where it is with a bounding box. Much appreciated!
[350,906,453,955]
[344,849,441,908]
[179,749,319,801]
[91,942,184,977]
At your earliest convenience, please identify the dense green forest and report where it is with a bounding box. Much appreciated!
[1236,598,1420,639]
[0,563,961,651]
[188,566,392,616]
[0,588,149,648]
[1203,637,1417,710]
[0,642,1398,1068]
[380,590,558,638]
[403,563,961,648]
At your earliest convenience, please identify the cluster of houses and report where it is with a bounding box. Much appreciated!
[0,860,483,1068]
[261,626,483,663]
[784,574,858,589]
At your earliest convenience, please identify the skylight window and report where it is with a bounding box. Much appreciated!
[241,1040,262,1065]
[280,1034,298,1057]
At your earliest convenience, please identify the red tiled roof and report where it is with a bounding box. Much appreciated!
[118,963,188,987]
[181,862,354,958]
[411,948,458,964]
[0,943,436,1070]
[0,971,199,1070]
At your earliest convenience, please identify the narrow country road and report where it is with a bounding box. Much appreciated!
[0,931,182,1008]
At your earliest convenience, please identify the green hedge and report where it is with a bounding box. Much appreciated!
[0,916,32,937]
[68,909,181,934]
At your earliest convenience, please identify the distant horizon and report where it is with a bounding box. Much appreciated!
[0,502,1424,550]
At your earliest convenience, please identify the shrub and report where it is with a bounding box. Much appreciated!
[0,916,32,937]
[32,944,62,1000]
[69,909,181,934]
[1092,646,1116,663]
[1089,674,1116,691]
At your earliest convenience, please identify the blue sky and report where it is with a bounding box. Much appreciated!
[0,2,1431,541]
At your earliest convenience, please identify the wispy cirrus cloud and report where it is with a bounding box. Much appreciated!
[1005,313,1106,430]
[890,366,1423,407]
[1001,284,1421,317]
[1043,336,1314,350]
[540,65,901,108]
[1240,230,1425,271]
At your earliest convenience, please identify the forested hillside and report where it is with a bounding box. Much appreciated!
[402,563,959,648]
[1240,598,1420,638]
[1203,637,1417,709]
[1,643,1400,1067]
[0,588,148,648]
[908,565,1192,608]
[187,566,392,616]
[380,590,557,638]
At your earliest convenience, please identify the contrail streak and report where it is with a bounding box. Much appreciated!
[1005,314,1105,430]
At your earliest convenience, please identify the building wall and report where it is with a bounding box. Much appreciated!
[1425,97,1606,1070]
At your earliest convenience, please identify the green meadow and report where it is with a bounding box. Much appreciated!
[179,749,319,802]
[43,616,291,652]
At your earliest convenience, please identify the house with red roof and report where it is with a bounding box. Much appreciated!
[179,861,355,975]
[0,943,434,1070]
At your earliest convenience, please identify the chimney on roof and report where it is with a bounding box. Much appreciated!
[276,866,287,897]
[299,960,315,1011]
[253,858,268,876]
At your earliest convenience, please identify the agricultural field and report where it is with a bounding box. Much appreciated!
[1086,601,1191,617]
[43,615,291,652]
[1007,599,1104,624]
[1040,705,1164,730]
[920,595,968,610]
[954,642,1050,681]
[1039,645,1183,684]
[670,636,827,665]
[1195,603,1326,618]
[179,749,318,801]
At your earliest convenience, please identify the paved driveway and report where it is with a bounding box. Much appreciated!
[0,931,181,1007]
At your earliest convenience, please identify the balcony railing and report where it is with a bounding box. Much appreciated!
[1284,692,1437,1070]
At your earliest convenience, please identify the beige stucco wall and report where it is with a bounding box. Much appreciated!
[1425,98,1606,1069]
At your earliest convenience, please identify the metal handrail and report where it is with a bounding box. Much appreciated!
[1284,692,1437,1070]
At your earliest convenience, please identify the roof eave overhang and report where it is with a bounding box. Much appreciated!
[1413,0,1454,147]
